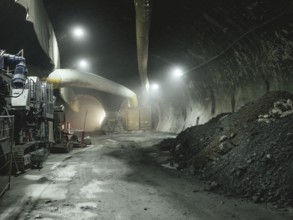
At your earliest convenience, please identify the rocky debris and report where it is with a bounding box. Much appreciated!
[34,214,43,219]
[205,181,220,191]
[218,142,233,155]
[156,138,176,151]
[157,91,293,207]
[45,200,52,204]
[80,205,94,211]
[63,203,73,207]
[49,207,59,212]
[37,176,49,184]
[219,135,227,142]
[258,99,293,123]
[156,112,231,170]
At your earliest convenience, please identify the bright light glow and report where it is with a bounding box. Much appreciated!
[151,83,159,90]
[98,110,106,125]
[72,26,86,39]
[173,67,184,78]
[67,95,105,131]
[78,59,89,70]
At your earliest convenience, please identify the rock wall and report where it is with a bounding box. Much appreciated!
[153,0,293,133]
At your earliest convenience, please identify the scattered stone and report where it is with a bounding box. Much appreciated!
[287,133,293,138]
[230,133,236,138]
[287,99,293,108]
[219,135,227,142]
[218,142,232,154]
[50,207,59,212]
[259,99,293,123]
[257,118,272,123]
[37,176,49,184]
[64,156,72,161]
[81,206,93,211]
[45,200,52,204]
[209,181,219,190]
[271,107,282,115]
[252,195,261,203]
[246,158,253,164]
[277,208,289,212]
[156,138,175,151]
[274,100,292,112]
[34,214,43,219]
[235,167,246,177]
[280,110,293,118]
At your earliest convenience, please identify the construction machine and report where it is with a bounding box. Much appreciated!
[0,50,55,173]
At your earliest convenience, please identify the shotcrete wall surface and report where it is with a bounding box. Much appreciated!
[157,77,293,134]
[153,1,293,133]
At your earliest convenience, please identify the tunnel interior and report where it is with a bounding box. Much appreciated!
[0,0,292,133]
[45,0,293,133]
[1,0,293,215]
[0,0,293,133]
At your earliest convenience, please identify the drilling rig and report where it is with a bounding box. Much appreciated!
[0,50,55,173]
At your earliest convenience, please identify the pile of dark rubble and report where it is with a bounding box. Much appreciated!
[258,99,293,123]
[157,91,293,208]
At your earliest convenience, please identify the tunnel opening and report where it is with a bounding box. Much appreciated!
[65,94,106,132]
[118,99,161,131]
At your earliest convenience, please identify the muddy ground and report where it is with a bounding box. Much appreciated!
[157,91,293,209]
[0,132,292,219]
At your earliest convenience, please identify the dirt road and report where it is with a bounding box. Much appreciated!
[0,132,292,220]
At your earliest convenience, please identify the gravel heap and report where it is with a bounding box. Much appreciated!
[157,91,293,207]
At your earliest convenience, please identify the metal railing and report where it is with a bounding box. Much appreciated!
[0,115,14,197]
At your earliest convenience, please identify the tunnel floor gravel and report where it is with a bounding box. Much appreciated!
[0,132,292,219]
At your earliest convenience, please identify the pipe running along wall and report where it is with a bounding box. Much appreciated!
[47,69,138,107]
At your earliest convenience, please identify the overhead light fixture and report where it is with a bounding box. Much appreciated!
[173,67,184,78]
[77,59,89,70]
[151,83,159,90]
[72,26,86,39]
